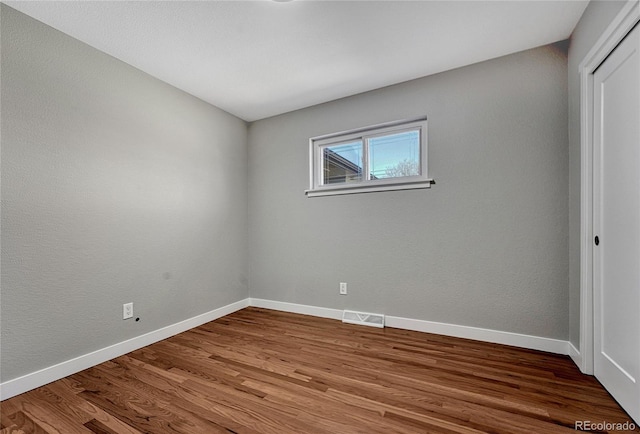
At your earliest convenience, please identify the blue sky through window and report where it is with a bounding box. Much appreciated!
[369,131,420,178]
[325,141,362,167]
[322,130,420,181]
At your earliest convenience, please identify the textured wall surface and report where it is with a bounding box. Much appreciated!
[248,45,570,340]
[1,5,248,382]
[567,0,627,351]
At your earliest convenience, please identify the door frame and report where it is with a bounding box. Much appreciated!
[578,0,639,375]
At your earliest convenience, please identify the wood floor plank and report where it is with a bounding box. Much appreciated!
[1,410,50,434]
[2,307,638,433]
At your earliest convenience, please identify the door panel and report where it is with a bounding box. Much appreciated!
[593,23,640,424]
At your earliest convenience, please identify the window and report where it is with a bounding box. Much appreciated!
[306,117,432,197]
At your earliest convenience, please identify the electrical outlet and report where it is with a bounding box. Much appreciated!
[123,302,133,319]
[339,282,348,295]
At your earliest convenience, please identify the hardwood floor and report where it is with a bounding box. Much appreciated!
[1,307,637,433]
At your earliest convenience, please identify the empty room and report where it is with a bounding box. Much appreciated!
[1,0,639,432]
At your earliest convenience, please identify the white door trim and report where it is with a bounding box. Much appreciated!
[578,0,640,375]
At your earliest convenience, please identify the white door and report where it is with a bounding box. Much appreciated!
[593,22,640,424]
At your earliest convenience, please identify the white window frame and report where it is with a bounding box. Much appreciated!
[306,117,433,197]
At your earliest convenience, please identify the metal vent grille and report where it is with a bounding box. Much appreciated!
[342,310,385,328]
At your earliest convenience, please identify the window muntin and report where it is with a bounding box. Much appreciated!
[308,118,431,197]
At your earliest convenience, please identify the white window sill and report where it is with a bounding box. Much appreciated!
[305,179,434,197]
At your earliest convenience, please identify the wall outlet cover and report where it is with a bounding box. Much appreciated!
[123,302,133,320]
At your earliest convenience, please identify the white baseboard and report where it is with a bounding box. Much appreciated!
[569,342,582,370]
[1,297,575,401]
[249,298,343,320]
[385,315,569,355]
[0,298,249,401]
[248,299,569,355]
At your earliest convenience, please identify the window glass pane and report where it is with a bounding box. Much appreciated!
[368,130,420,179]
[322,141,363,184]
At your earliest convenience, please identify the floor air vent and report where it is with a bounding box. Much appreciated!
[342,310,385,328]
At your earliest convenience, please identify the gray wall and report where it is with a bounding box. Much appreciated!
[248,44,569,339]
[567,0,627,351]
[2,1,587,385]
[1,5,248,382]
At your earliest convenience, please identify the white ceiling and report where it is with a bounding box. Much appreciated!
[6,1,588,122]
